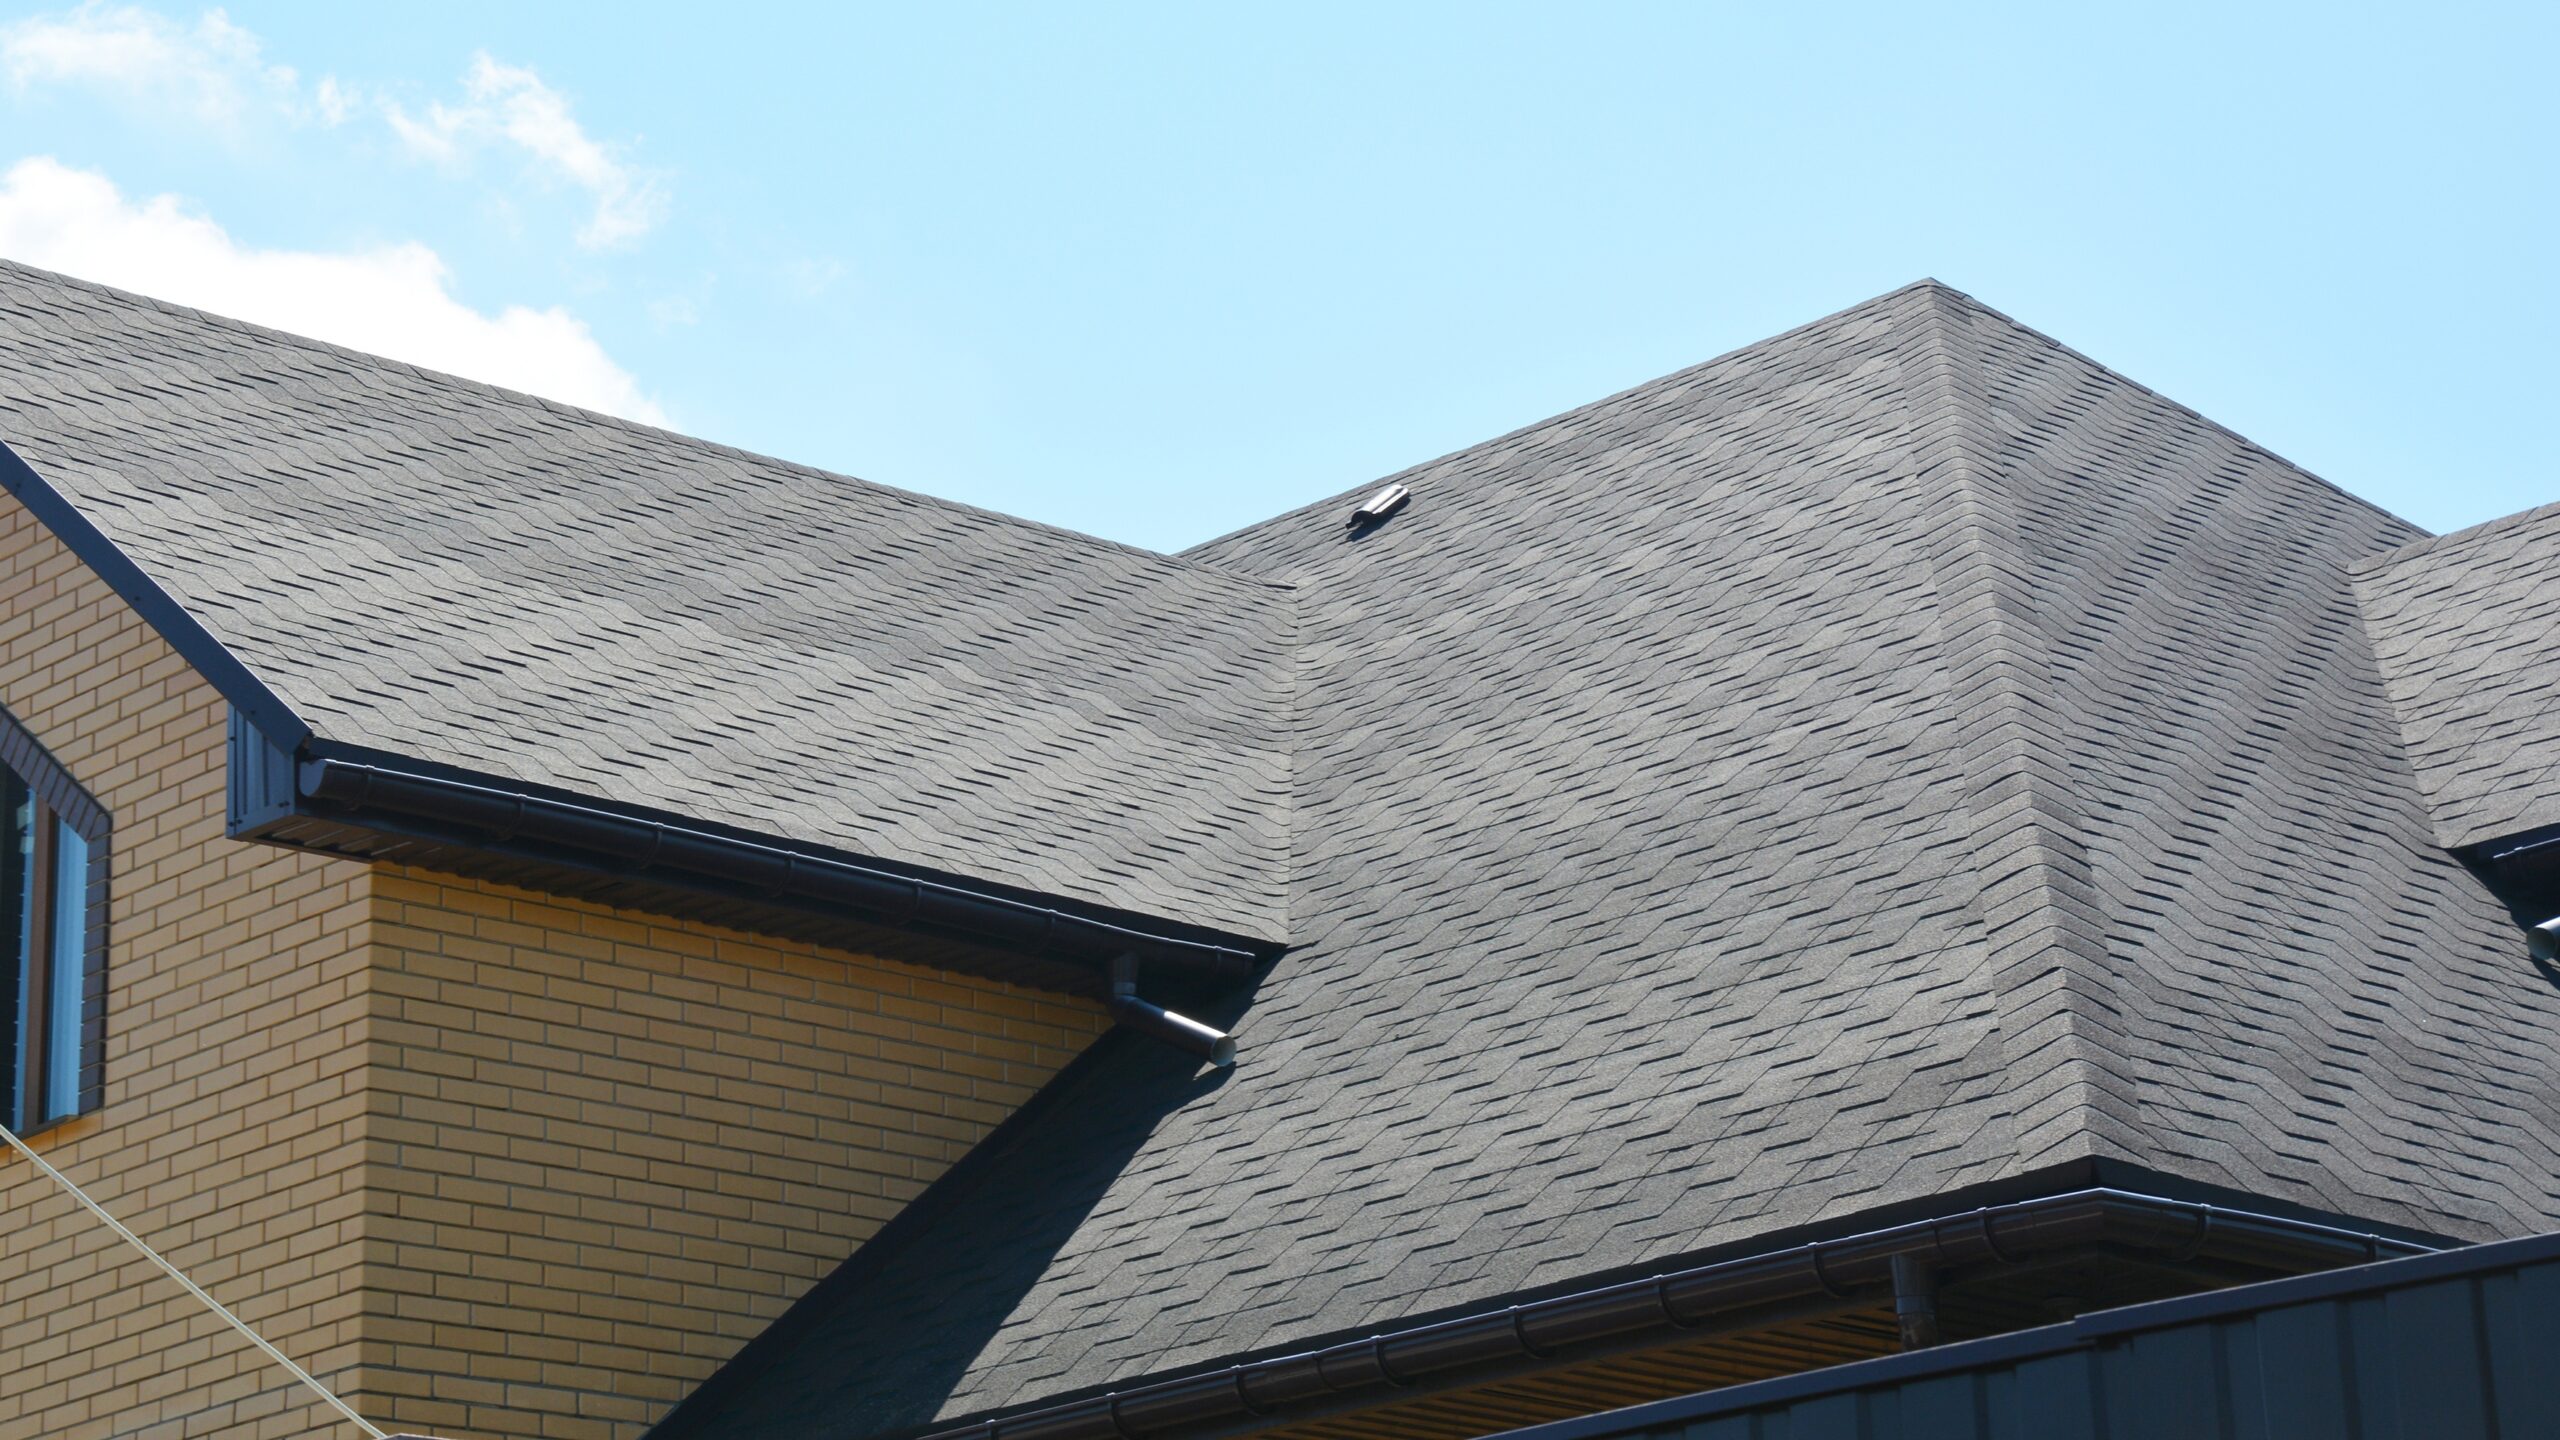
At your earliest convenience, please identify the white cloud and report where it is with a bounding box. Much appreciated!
[386,53,668,250]
[382,98,461,163]
[0,157,667,424]
[313,73,350,126]
[0,3,299,126]
[3,8,667,248]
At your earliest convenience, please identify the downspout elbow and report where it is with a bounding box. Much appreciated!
[1109,956,1238,1067]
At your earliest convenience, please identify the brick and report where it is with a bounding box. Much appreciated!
[0,494,1110,1440]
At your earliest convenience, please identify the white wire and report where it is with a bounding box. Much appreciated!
[0,1116,387,1439]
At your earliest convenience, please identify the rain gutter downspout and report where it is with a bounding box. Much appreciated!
[1888,1252,1940,1349]
[1107,954,1237,1065]
[910,1189,2424,1440]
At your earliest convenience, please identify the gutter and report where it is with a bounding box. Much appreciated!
[1490,1227,2560,1440]
[2481,825,2560,865]
[909,1189,2423,1440]
[242,733,1263,981]
[2460,822,2560,939]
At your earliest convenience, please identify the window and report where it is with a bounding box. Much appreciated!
[0,709,107,1134]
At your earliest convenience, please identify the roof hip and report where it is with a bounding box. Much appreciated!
[1902,285,2132,1170]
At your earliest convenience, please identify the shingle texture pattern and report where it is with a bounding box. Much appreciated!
[3,264,2554,1440]
[2356,500,2560,850]
[650,284,2560,1439]
[0,260,1294,940]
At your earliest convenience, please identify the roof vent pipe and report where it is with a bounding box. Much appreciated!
[2530,917,2560,964]
[1109,954,1237,1067]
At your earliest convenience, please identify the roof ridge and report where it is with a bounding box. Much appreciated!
[1919,279,2424,541]
[0,257,1283,586]
[1178,278,1955,564]
[2353,492,2560,575]
[1903,284,2129,1171]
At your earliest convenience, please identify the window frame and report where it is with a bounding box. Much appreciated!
[0,703,109,1134]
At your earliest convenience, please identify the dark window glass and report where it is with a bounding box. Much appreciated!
[8,775,26,965]
[3,771,23,1122]
[1,752,103,1133]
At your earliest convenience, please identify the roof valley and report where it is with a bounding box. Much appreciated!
[1903,284,2137,1172]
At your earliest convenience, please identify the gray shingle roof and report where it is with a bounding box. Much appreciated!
[0,260,1294,941]
[3,262,2552,1440]
[2356,500,2560,850]
[647,283,2560,1438]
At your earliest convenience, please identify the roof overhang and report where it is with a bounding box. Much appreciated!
[228,711,1270,996]
[4,432,1287,990]
[650,1175,2437,1440]
[1483,1227,2560,1440]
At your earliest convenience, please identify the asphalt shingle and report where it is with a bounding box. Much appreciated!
[2356,499,2560,850]
[2,265,2550,1440]
[652,283,2560,1437]
[0,260,1294,941]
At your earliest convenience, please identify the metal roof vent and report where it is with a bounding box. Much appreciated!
[1349,483,1410,527]
[2531,916,2560,964]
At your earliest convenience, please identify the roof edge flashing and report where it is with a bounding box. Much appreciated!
[0,440,311,749]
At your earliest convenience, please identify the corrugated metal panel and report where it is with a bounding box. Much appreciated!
[1490,1233,2560,1440]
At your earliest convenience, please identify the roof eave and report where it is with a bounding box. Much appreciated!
[229,716,1270,986]
[799,1188,2433,1440]
[0,437,1268,986]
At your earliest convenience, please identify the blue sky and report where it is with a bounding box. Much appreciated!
[0,2,2550,550]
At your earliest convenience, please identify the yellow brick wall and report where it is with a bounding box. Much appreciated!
[0,494,377,1440]
[359,871,1110,1440]
[0,483,1114,1440]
